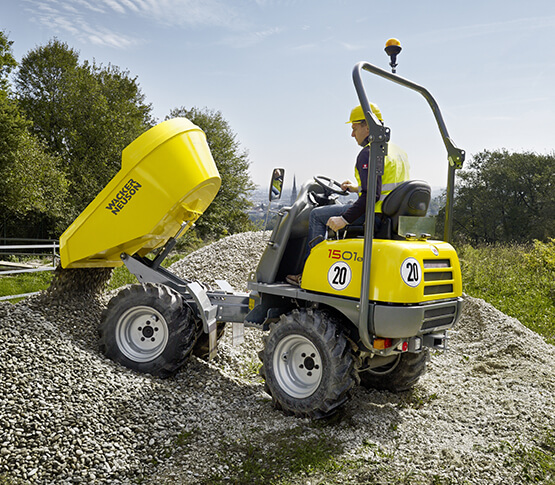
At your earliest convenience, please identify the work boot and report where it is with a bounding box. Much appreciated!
[286,274,302,286]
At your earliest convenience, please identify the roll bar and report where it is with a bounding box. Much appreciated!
[353,59,465,340]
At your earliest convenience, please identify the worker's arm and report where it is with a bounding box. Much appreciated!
[341,180,359,193]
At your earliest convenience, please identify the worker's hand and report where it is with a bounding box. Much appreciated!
[341,180,359,193]
[327,216,348,232]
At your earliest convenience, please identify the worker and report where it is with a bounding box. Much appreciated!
[286,103,410,286]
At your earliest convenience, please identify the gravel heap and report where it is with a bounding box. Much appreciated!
[0,230,554,484]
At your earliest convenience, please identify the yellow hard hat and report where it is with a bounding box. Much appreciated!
[346,103,383,123]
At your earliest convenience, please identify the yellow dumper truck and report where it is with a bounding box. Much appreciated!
[60,42,465,418]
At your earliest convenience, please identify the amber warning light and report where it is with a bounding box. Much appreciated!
[384,38,402,73]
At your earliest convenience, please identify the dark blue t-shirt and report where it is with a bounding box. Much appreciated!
[342,138,383,224]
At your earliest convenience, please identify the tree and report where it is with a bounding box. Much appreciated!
[0,29,16,92]
[0,30,26,147]
[15,38,80,154]
[15,39,153,223]
[167,106,256,239]
[452,149,555,243]
[0,131,68,237]
[0,31,67,239]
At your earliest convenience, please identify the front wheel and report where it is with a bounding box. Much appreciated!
[358,350,429,392]
[100,283,197,377]
[259,309,357,419]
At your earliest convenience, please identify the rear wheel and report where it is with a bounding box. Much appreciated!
[358,350,429,392]
[100,283,196,377]
[259,309,357,419]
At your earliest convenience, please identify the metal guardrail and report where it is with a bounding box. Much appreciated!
[0,241,60,276]
[0,292,42,302]
[0,240,60,301]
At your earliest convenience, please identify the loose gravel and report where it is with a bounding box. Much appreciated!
[0,230,554,484]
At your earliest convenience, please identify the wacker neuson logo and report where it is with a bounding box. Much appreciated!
[105,178,142,215]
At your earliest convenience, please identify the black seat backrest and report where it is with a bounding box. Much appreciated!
[378,180,431,239]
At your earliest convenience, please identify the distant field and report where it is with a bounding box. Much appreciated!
[458,239,555,344]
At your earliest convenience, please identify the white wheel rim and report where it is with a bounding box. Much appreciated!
[116,306,169,363]
[273,334,322,398]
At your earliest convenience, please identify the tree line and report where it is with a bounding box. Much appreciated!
[0,30,553,245]
[0,32,254,242]
[450,149,554,244]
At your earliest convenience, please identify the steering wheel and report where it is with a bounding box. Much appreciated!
[314,175,348,195]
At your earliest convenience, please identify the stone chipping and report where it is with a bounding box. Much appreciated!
[0,230,554,484]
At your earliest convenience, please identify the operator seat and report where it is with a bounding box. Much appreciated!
[341,180,431,240]
[376,180,431,239]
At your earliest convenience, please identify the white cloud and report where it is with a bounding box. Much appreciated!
[425,16,555,43]
[71,0,107,14]
[87,30,138,49]
[22,0,140,49]
[93,0,243,28]
[22,0,250,49]
[291,42,317,52]
[340,42,365,51]
[222,26,283,49]
[100,0,127,14]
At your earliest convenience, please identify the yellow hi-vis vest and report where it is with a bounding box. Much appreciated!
[354,142,410,213]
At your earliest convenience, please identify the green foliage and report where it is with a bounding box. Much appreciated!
[452,149,555,243]
[174,229,213,253]
[0,31,30,168]
[0,30,16,91]
[0,89,28,152]
[501,430,555,483]
[1,131,68,222]
[525,238,555,273]
[15,38,153,229]
[167,106,256,240]
[458,241,555,343]
[4,37,257,242]
[0,271,53,298]
[0,32,68,239]
[15,38,80,153]
[104,265,135,292]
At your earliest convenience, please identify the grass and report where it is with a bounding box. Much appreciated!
[457,238,555,343]
[202,427,345,485]
[0,270,53,299]
[396,388,439,410]
[500,429,555,483]
[238,357,263,379]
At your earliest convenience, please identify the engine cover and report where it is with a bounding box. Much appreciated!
[301,238,462,304]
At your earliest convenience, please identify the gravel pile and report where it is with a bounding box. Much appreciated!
[0,231,554,484]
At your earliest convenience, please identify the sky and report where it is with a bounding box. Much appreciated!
[2,0,555,192]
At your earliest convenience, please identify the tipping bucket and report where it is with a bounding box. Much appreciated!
[60,118,221,268]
